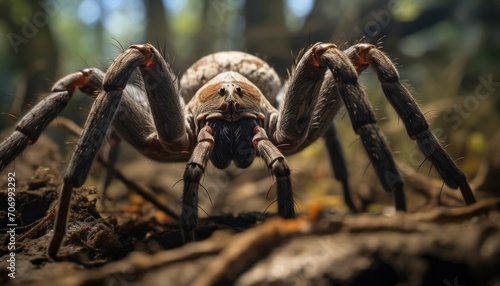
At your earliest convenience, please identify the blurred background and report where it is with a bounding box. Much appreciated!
[1,0,499,214]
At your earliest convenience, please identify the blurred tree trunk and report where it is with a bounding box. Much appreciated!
[288,0,341,53]
[145,0,172,58]
[244,0,290,77]
[195,1,215,61]
[0,1,59,115]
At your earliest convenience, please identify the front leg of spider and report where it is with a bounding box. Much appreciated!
[181,126,214,242]
[346,43,476,206]
[317,43,407,210]
[253,125,294,218]
[49,44,193,259]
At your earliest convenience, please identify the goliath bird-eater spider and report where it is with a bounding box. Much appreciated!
[0,42,476,259]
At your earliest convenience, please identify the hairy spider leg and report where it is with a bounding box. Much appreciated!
[298,65,354,211]
[49,44,195,259]
[318,44,406,211]
[0,68,102,171]
[253,125,294,218]
[346,43,476,206]
[322,122,356,211]
[181,126,214,242]
[272,43,404,210]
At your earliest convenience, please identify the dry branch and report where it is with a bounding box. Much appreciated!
[28,199,500,286]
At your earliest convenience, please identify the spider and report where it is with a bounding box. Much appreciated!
[0,42,476,259]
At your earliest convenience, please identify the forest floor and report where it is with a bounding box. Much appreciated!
[1,133,500,286]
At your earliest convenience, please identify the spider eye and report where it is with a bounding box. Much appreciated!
[236,86,242,94]
[219,87,226,96]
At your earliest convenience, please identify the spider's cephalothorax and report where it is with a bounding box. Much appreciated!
[0,42,476,259]
[188,71,268,169]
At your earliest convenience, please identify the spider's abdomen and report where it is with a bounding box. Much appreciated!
[180,51,281,106]
[207,118,257,169]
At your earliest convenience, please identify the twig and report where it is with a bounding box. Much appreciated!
[408,198,500,224]
[95,155,179,220]
[30,199,500,285]
[193,216,314,286]
[18,206,56,242]
[44,231,231,286]
[49,117,179,220]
